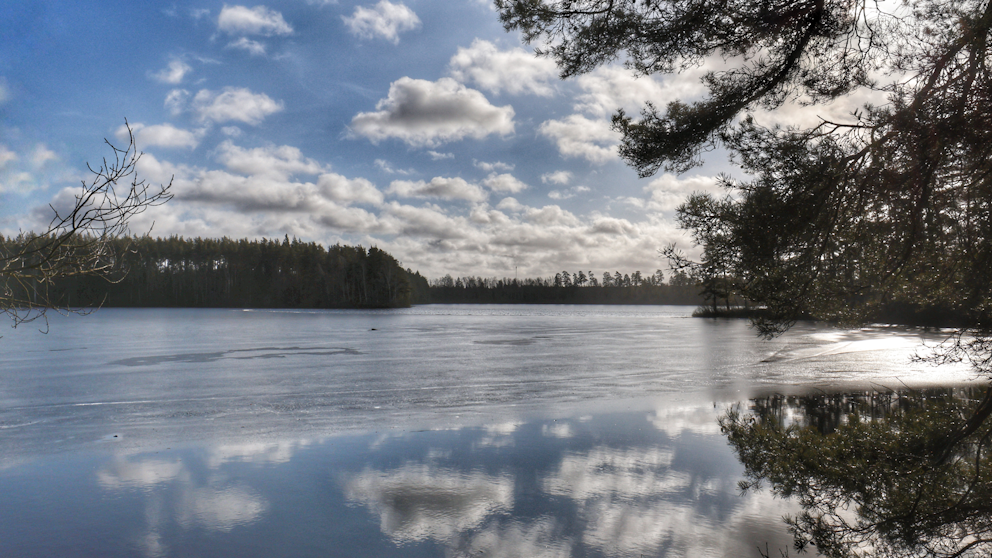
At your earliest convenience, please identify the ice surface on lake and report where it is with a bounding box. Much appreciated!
[0,305,979,557]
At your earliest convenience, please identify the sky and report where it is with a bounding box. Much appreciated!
[0,0,748,280]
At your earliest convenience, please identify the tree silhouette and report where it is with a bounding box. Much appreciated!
[0,122,172,329]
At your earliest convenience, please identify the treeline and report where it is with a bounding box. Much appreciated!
[428,270,702,305]
[42,235,430,309]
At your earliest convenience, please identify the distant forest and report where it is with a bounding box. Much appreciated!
[39,236,430,309]
[427,270,702,305]
[13,235,703,309]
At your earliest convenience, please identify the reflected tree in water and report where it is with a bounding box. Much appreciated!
[722,387,992,557]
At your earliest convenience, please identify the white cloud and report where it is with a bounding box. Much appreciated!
[541,171,571,185]
[350,77,514,147]
[342,1,420,44]
[380,202,479,240]
[388,176,487,202]
[192,87,284,125]
[227,37,267,56]
[0,145,17,169]
[448,39,558,97]
[116,122,201,149]
[318,173,383,205]
[427,150,454,160]
[588,216,635,236]
[474,160,513,172]
[524,204,580,227]
[214,140,324,179]
[217,5,293,36]
[574,66,708,118]
[29,144,58,168]
[539,114,620,164]
[482,173,527,193]
[221,126,243,137]
[165,88,190,115]
[374,159,412,175]
[643,173,722,212]
[548,185,590,200]
[150,59,192,84]
[495,197,524,213]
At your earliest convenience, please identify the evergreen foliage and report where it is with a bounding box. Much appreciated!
[498,0,992,333]
[25,235,428,309]
[427,271,700,305]
[724,389,992,557]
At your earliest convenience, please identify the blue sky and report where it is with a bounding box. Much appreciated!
[0,0,744,279]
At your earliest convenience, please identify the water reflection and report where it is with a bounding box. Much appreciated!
[343,465,514,543]
[724,387,992,557]
[0,399,802,557]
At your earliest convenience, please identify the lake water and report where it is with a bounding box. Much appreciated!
[0,306,979,557]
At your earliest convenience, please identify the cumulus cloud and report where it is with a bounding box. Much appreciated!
[176,168,381,233]
[541,170,572,185]
[380,202,478,240]
[536,64,715,164]
[474,160,513,172]
[0,145,16,168]
[482,173,527,193]
[448,39,558,97]
[342,1,420,44]
[191,87,284,125]
[30,144,58,168]
[217,5,293,36]
[318,173,383,205]
[116,122,202,149]
[135,142,383,235]
[214,141,324,178]
[374,159,412,175]
[427,150,454,160]
[0,144,65,195]
[388,176,487,202]
[524,204,581,227]
[227,37,267,56]
[350,77,514,147]
[574,66,708,118]
[548,185,590,200]
[643,173,722,212]
[150,59,192,84]
[539,114,620,164]
[496,197,525,213]
[588,216,635,236]
[165,89,190,115]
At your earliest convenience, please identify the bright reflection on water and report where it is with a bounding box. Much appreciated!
[2,401,795,557]
[0,306,980,557]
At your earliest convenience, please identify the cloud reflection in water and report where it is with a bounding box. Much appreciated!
[343,464,514,543]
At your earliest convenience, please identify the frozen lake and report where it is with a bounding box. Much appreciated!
[0,306,978,557]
